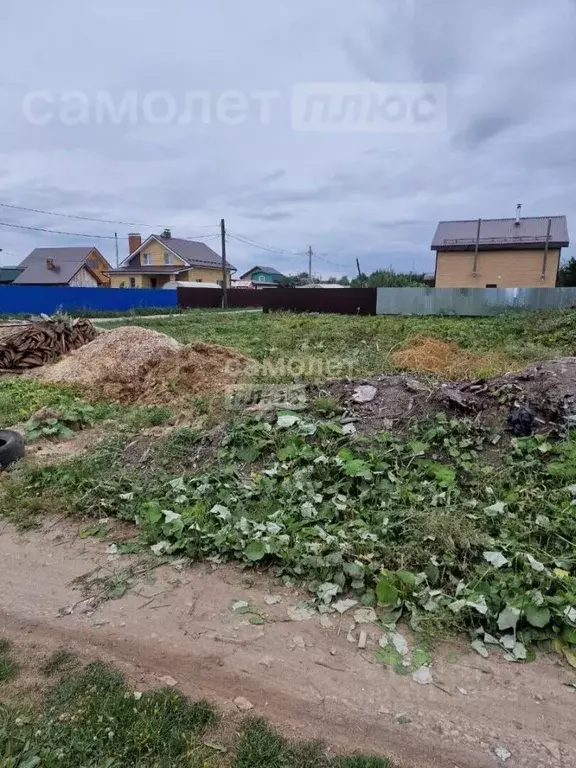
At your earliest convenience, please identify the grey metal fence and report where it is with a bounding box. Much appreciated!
[376,288,576,316]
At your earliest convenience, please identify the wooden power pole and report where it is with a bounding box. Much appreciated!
[221,218,228,308]
[308,246,313,283]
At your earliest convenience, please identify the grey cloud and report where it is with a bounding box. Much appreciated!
[241,211,293,221]
[1,0,576,274]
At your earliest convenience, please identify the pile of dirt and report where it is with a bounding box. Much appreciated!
[322,357,576,434]
[138,341,252,405]
[33,327,252,404]
[392,335,503,379]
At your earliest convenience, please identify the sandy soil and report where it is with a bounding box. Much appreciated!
[1,519,574,768]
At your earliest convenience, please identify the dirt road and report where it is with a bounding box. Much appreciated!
[1,519,574,768]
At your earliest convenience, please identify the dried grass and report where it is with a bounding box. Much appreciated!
[33,327,252,404]
[392,335,511,380]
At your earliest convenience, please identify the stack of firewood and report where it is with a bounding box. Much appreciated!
[0,316,97,370]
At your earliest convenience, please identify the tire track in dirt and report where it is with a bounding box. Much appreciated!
[1,521,573,768]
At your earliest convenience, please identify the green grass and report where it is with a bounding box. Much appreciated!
[101,309,576,381]
[0,640,19,683]
[0,379,81,426]
[6,405,576,652]
[0,377,174,435]
[0,657,393,767]
[234,720,390,768]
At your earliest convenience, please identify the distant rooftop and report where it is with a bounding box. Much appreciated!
[432,216,569,251]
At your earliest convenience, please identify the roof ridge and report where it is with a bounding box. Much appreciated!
[438,215,566,224]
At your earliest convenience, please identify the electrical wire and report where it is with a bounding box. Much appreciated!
[228,232,305,259]
[0,201,219,230]
[0,221,121,239]
[0,220,221,242]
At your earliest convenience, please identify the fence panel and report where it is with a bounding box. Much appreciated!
[376,287,576,316]
[260,287,377,315]
[178,286,377,314]
[0,285,178,315]
[176,287,222,309]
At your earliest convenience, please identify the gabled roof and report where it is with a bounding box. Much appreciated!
[114,235,235,272]
[239,265,285,279]
[13,247,110,285]
[432,216,569,251]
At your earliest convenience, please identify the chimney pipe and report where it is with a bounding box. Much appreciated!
[46,257,54,270]
[128,233,142,255]
[515,203,522,226]
[161,228,172,239]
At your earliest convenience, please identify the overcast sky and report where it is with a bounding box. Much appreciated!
[1,0,575,277]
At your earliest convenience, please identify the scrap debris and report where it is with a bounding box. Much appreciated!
[0,316,97,371]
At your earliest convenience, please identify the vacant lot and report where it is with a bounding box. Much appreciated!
[2,309,576,767]
[101,308,576,379]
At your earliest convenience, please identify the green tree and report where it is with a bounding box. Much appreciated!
[558,257,576,287]
[350,269,425,287]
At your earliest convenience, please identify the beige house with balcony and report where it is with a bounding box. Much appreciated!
[432,213,569,288]
[109,230,234,288]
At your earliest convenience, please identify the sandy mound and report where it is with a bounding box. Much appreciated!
[34,327,251,404]
[138,341,252,405]
[392,336,506,379]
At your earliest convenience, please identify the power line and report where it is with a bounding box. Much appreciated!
[228,232,305,259]
[0,201,219,230]
[0,221,120,239]
[314,253,354,270]
[0,220,222,242]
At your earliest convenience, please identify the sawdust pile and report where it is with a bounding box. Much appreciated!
[392,336,504,379]
[33,326,252,404]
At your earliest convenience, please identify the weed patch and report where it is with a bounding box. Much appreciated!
[0,654,395,767]
[0,640,19,683]
[0,380,80,427]
[39,650,78,678]
[234,719,390,768]
[103,309,576,382]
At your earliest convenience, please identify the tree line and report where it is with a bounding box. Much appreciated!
[279,269,426,288]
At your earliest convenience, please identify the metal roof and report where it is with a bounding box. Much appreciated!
[431,216,569,251]
[109,265,189,275]
[116,235,235,272]
[0,267,23,283]
[239,265,285,279]
[158,236,235,270]
[13,247,109,285]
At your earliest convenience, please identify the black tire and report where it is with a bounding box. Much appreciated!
[0,430,25,469]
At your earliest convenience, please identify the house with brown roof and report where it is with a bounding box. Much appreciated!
[13,247,111,287]
[431,208,569,288]
[109,230,235,288]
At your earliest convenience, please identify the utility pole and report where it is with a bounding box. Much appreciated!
[308,246,313,283]
[221,218,228,308]
[114,233,119,268]
[356,258,362,278]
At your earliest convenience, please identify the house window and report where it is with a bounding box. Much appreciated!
[486,283,497,288]
[164,251,173,265]
[129,277,136,288]
[257,275,266,282]
[195,279,203,283]
[142,253,152,266]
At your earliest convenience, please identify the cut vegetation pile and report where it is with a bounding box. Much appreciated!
[392,335,508,379]
[33,326,252,405]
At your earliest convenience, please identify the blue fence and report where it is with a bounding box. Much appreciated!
[376,287,576,316]
[0,285,178,315]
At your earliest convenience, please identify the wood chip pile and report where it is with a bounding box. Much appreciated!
[0,317,97,371]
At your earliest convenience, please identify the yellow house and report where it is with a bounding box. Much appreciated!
[109,230,234,288]
[432,212,569,288]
